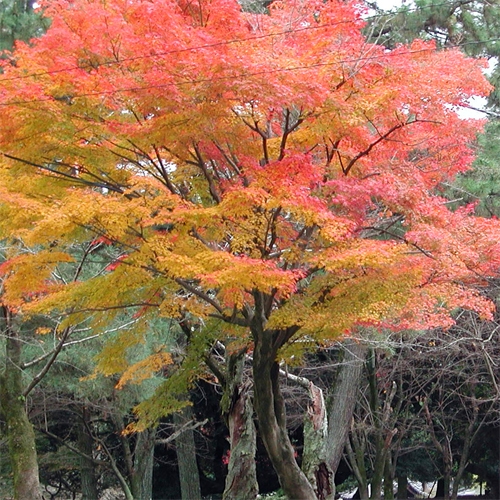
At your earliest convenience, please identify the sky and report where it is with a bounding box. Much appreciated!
[374,0,406,9]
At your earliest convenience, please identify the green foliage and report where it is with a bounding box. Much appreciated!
[0,0,50,52]
[397,436,440,481]
[132,321,221,430]
[238,0,269,14]
[443,120,500,217]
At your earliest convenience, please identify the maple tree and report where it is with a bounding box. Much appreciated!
[0,0,499,497]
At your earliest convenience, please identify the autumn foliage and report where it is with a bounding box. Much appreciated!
[0,0,499,496]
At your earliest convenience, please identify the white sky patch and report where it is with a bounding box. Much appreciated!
[372,0,409,10]
[456,96,488,120]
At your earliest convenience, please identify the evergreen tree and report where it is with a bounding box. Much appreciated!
[0,0,49,51]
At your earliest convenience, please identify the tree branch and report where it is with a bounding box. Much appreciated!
[23,327,72,397]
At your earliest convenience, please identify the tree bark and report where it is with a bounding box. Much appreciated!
[325,339,367,491]
[345,436,369,500]
[253,358,316,499]
[130,428,155,500]
[0,308,42,500]
[423,399,452,500]
[302,381,334,500]
[383,455,394,500]
[450,405,478,500]
[110,407,149,500]
[78,406,99,500]
[221,351,258,500]
[436,477,448,500]
[174,405,202,500]
[396,475,407,500]
[251,296,316,500]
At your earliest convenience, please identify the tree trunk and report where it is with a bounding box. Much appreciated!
[436,471,451,500]
[423,399,452,500]
[222,351,258,500]
[130,428,155,500]
[396,475,407,500]
[78,406,99,500]
[252,316,316,499]
[302,380,334,500]
[383,455,394,500]
[370,442,385,500]
[450,408,478,500]
[345,425,369,500]
[326,339,366,495]
[253,359,316,499]
[436,477,446,500]
[174,405,202,500]
[0,308,42,500]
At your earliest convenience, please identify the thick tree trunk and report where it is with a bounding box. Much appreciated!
[252,312,316,499]
[253,359,316,499]
[78,406,99,500]
[298,377,333,500]
[0,309,42,500]
[174,405,202,500]
[222,352,258,500]
[325,339,366,493]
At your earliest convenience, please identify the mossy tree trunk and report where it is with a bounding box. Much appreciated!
[0,307,42,500]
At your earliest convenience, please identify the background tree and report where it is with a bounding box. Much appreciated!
[343,320,500,500]
[0,0,49,52]
[0,240,104,499]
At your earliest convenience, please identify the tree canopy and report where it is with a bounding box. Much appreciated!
[0,0,499,497]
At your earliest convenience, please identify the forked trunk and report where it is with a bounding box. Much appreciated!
[252,322,316,499]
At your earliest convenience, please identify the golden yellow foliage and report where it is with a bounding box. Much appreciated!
[116,352,173,389]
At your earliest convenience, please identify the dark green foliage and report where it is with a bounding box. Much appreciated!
[0,0,50,51]
[440,119,500,216]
